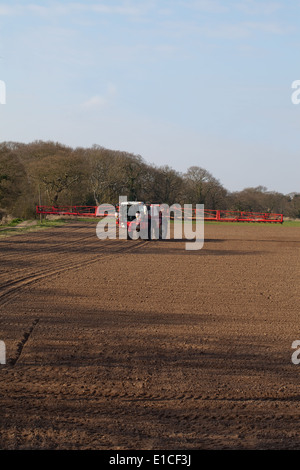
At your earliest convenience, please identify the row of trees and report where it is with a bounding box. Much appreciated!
[0,140,299,220]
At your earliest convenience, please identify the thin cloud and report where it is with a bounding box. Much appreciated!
[0,5,22,15]
[88,4,144,15]
[181,0,229,14]
[0,2,152,17]
[244,21,292,35]
[82,83,117,109]
[236,0,283,16]
[82,95,107,109]
[203,20,291,38]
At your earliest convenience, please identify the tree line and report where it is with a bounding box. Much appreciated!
[0,140,299,220]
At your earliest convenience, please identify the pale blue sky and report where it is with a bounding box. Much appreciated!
[0,0,300,194]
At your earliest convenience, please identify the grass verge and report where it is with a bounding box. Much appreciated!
[0,218,72,238]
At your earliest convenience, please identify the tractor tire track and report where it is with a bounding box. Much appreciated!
[0,224,124,286]
[0,224,98,264]
[9,318,40,366]
[0,237,149,308]
[0,229,111,273]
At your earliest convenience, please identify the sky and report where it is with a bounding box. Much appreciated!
[0,0,300,194]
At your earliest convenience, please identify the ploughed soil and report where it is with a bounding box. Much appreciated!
[0,221,299,450]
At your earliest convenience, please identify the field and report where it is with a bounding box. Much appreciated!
[0,220,299,450]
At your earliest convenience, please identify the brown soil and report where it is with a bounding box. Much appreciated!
[0,221,299,450]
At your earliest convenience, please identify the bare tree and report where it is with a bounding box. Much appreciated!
[29,151,84,207]
[183,166,226,209]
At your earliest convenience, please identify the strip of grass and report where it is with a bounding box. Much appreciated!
[203,220,300,227]
[169,219,300,227]
[280,220,300,227]
[7,218,24,227]
[0,218,71,238]
[170,219,284,225]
